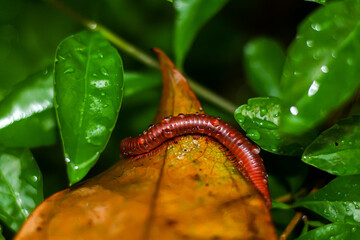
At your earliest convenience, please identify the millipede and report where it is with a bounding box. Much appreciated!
[119,113,271,208]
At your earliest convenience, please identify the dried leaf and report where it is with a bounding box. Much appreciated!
[16,49,276,240]
[152,48,204,123]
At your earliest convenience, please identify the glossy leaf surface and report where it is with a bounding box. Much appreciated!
[234,97,312,155]
[302,116,360,175]
[174,0,228,68]
[0,67,56,148]
[305,0,340,4]
[243,37,285,97]
[294,175,360,224]
[0,147,43,231]
[281,0,360,134]
[54,30,124,185]
[296,222,360,240]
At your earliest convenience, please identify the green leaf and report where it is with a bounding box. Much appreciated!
[0,147,43,231]
[305,0,340,4]
[243,37,285,97]
[0,66,57,148]
[174,0,228,68]
[0,225,4,240]
[281,0,360,135]
[123,72,161,98]
[54,30,124,185]
[302,116,360,175]
[234,97,313,155]
[294,175,360,225]
[295,222,360,240]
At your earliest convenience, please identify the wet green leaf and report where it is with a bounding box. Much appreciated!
[281,0,360,134]
[0,147,43,231]
[0,225,4,240]
[243,37,285,97]
[305,0,340,4]
[0,66,57,148]
[174,0,228,68]
[295,222,360,240]
[302,116,360,175]
[294,175,360,225]
[55,30,124,185]
[234,97,312,155]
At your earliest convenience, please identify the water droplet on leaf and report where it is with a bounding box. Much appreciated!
[246,129,261,140]
[100,67,109,76]
[64,68,75,74]
[260,107,267,117]
[306,40,314,47]
[321,65,329,73]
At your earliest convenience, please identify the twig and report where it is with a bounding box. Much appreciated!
[275,193,293,203]
[279,212,304,240]
[44,0,238,114]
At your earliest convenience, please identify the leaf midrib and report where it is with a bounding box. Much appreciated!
[0,162,27,222]
[73,34,95,164]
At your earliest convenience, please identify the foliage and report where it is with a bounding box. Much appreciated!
[0,148,43,232]
[0,0,360,239]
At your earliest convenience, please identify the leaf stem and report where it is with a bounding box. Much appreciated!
[279,212,304,240]
[44,0,237,114]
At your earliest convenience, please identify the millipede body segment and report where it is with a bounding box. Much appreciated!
[119,113,271,208]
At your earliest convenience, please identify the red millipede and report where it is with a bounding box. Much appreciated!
[119,113,271,208]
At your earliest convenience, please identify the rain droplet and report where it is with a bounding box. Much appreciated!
[65,158,71,163]
[74,166,79,170]
[64,68,75,74]
[246,129,261,140]
[100,67,109,76]
[260,107,267,117]
[98,52,104,58]
[236,114,245,124]
[321,65,329,73]
[311,23,321,31]
[308,80,320,97]
[352,227,357,233]
[290,106,298,116]
[332,51,337,58]
[306,40,314,47]
[92,73,98,77]
[74,48,84,52]
[32,176,38,182]
[210,118,220,127]
[101,92,105,96]
[88,22,97,29]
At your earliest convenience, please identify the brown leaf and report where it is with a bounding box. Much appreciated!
[16,136,276,240]
[16,50,277,240]
[152,48,204,123]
